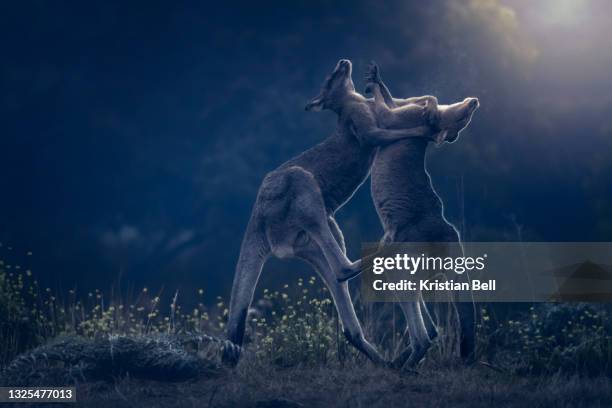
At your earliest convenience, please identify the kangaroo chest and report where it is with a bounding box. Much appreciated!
[370,140,446,238]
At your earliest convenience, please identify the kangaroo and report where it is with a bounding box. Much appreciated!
[223,59,438,365]
[366,62,479,368]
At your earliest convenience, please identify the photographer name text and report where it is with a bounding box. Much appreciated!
[372,279,496,292]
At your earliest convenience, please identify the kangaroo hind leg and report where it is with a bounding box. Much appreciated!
[456,301,476,363]
[296,242,385,365]
[420,296,438,341]
[393,300,432,369]
[287,166,361,281]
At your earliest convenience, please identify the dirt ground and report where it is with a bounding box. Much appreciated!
[69,361,611,408]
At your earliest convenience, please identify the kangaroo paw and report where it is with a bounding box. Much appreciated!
[422,99,440,126]
[364,82,379,96]
[365,61,382,84]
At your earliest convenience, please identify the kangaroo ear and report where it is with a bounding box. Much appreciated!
[444,129,460,143]
[305,96,324,111]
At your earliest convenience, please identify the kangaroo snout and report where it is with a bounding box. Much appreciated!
[437,97,480,143]
[466,97,479,111]
[337,59,351,73]
[306,59,355,113]
[455,97,479,123]
[305,98,322,111]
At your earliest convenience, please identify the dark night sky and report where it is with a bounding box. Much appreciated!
[1,0,611,300]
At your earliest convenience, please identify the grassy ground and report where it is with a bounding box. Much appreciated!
[75,360,612,408]
[2,252,612,407]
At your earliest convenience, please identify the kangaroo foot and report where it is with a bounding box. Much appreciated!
[404,344,430,368]
[221,340,243,367]
[391,341,431,370]
[337,260,362,282]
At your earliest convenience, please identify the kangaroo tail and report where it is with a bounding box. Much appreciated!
[223,217,269,364]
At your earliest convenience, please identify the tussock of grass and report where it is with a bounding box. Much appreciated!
[2,334,223,386]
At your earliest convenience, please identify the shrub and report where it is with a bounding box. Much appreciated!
[479,303,612,376]
[0,258,51,366]
[249,277,345,366]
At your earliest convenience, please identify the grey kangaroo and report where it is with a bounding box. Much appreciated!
[366,62,479,368]
[223,59,438,365]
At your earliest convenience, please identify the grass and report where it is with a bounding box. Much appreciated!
[1,246,612,407]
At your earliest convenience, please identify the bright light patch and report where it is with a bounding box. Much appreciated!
[533,0,590,27]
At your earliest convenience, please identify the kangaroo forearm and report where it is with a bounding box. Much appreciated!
[371,64,433,109]
[366,126,430,145]
[371,71,397,108]
[393,96,435,107]
[377,81,397,109]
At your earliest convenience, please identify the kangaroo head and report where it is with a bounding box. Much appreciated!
[305,59,356,112]
[438,97,479,143]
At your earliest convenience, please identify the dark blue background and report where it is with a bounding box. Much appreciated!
[1,0,611,300]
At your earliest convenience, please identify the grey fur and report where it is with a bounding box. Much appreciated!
[223,60,436,366]
[366,62,480,368]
